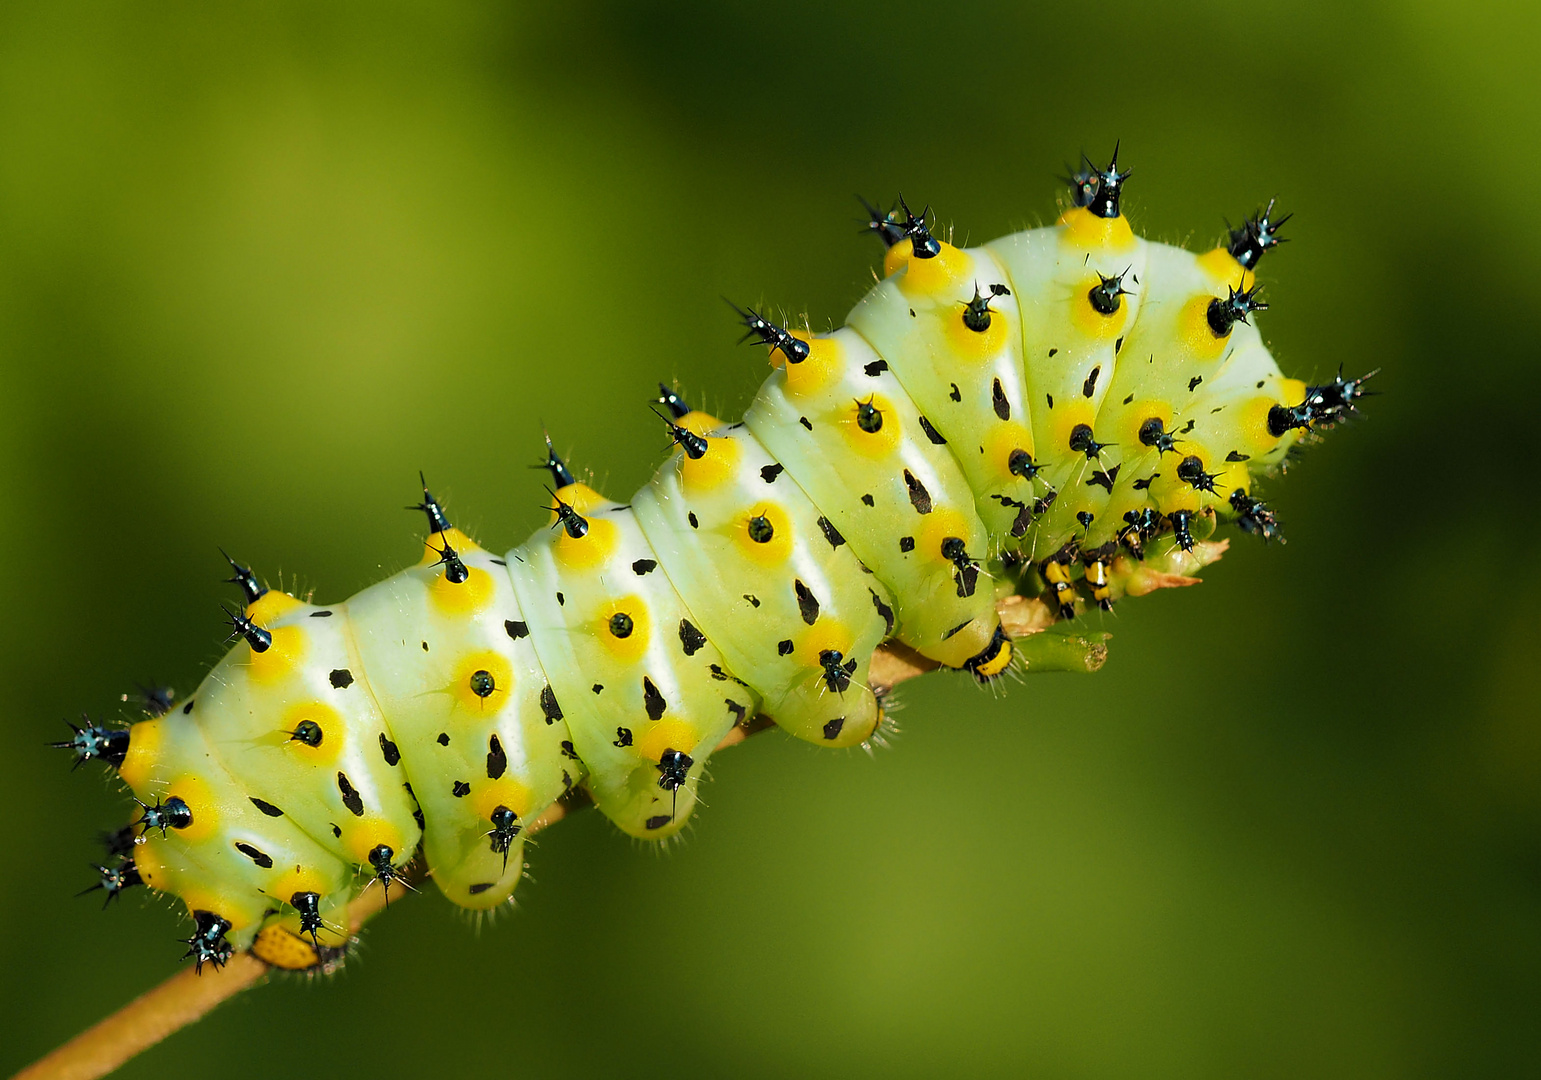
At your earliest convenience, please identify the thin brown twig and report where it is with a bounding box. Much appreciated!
[11,582,1187,1080]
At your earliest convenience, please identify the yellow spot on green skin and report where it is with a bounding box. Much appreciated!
[162,775,220,843]
[1071,274,1131,340]
[271,866,329,903]
[1196,246,1254,289]
[1235,396,1286,455]
[551,484,606,516]
[552,516,620,571]
[1048,399,1098,457]
[1117,401,1173,450]
[418,527,481,565]
[795,619,854,670]
[943,302,1009,361]
[247,625,306,682]
[839,394,902,458]
[983,421,1036,481]
[430,565,496,615]
[246,591,304,624]
[1057,206,1136,250]
[973,638,1013,679]
[471,777,534,824]
[282,702,346,765]
[888,240,972,295]
[131,835,167,888]
[678,411,722,438]
[118,717,164,790]
[452,651,515,713]
[681,436,741,492]
[736,503,794,566]
[781,332,843,397]
[635,717,700,764]
[180,894,257,933]
[1174,294,1232,360]
[595,595,651,664]
[918,508,975,564]
[342,817,405,867]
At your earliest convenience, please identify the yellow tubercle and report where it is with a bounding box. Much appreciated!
[341,817,406,867]
[1235,395,1286,456]
[1117,401,1173,450]
[552,515,619,572]
[1278,377,1307,406]
[1071,275,1131,340]
[595,594,651,665]
[550,483,608,517]
[132,835,167,888]
[917,508,975,564]
[162,774,220,843]
[678,411,723,438]
[246,625,306,683]
[418,527,481,565]
[983,422,1036,481]
[119,717,165,790]
[943,303,1009,362]
[180,893,260,933]
[269,866,331,904]
[681,436,741,492]
[281,702,345,765]
[782,332,843,397]
[246,590,304,624]
[635,717,701,763]
[735,503,794,567]
[1217,459,1251,496]
[838,394,902,458]
[1174,294,1232,360]
[795,619,855,670]
[429,565,496,616]
[471,777,535,823]
[1047,398,1098,456]
[892,241,972,296]
[451,650,515,714]
[1057,206,1136,250]
[1196,246,1254,289]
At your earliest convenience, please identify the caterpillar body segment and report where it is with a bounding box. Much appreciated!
[507,482,755,841]
[743,325,999,668]
[59,153,1369,973]
[632,424,894,748]
[345,527,568,909]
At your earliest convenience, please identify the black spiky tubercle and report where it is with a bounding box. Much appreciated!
[410,472,453,536]
[1229,490,1283,542]
[1206,281,1268,337]
[537,432,577,489]
[224,606,272,652]
[220,549,267,605]
[545,487,590,540]
[52,718,129,770]
[80,858,143,908]
[859,196,908,248]
[1267,369,1379,437]
[428,535,470,584]
[181,910,233,973]
[135,795,193,838]
[1084,143,1131,219]
[1228,198,1291,270]
[655,383,693,420]
[729,302,810,365]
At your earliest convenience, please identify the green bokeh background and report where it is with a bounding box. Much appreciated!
[3,2,1537,1076]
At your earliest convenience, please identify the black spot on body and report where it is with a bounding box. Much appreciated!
[918,415,947,444]
[799,416,813,431]
[249,797,283,817]
[822,717,845,740]
[505,620,529,639]
[452,781,470,798]
[540,685,563,724]
[235,842,273,869]
[992,379,1011,420]
[642,677,667,721]
[743,593,761,607]
[949,383,962,402]
[903,470,933,514]
[1083,366,1101,398]
[486,734,507,779]
[816,516,846,549]
[336,773,364,817]
[310,610,333,618]
[760,463,784,483]
[631,559,657,576]
[556,591,565,605]
[613,727,633,747]
[645,814,672,830]
[864,359,888,376]
[870,589,895,634]
[899,535,915,553]
[378,733,400,766]
[468,882,493,895]
[182,701,194,715]
[679,619,707,656]
[1188,375,1203,391]
[437,731,450,745]
[330,669,353,689]
[687,512,699,529]
[794,580,820,625]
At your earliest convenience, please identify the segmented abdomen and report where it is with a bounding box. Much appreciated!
[86,163,1350,970]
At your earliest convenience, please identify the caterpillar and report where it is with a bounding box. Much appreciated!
[53,149,1369,977]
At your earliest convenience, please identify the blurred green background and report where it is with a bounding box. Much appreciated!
[2,1,1537,1076]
